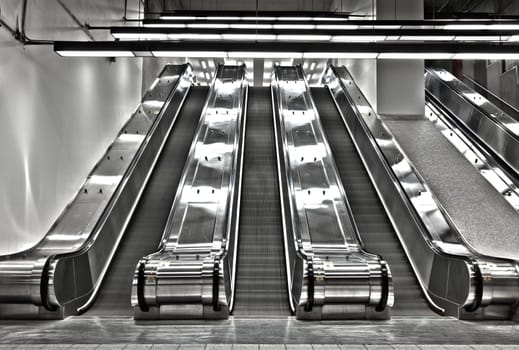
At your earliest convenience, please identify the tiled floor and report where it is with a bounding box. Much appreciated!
[0,317,518,347]
[0,345,519,349]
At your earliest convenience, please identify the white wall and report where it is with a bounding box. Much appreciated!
[0,1,143,254]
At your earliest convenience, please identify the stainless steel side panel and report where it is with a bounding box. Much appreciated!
[0,64,194,319]
[425,68,519,178]
[132,65,247,320]
[272,66,392,320]
[323,65,519,320]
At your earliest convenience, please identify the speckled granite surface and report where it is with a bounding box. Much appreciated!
[382,114,519,261]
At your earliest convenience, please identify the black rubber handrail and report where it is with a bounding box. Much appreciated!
[137,262,149,312]
[464,262,483,312]
[212,257,221,312]
[304,258,315,312]
[376,260,389,312]
[40,256,58,312]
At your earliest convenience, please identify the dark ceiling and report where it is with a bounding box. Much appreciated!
[146,0,519,19]
[424,0,518,18]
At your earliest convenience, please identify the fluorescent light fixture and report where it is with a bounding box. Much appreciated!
[160,16,197,20]
[443,24,487,30]
[488,24,519,30]
[229,24,273,29]
[144,23,186,28]
[332,35,386,42]
[112,30,513,43]
[453,53,519,59]
[152,51,228,57]
[228,51,303,58]
[316,24,359,30]
[187,23,230,29]
[455,36,504,41]
[399,35,455,41]
[206,16,241,21]
[56,50,134,57]
[281,17,313,21]
[158,15,352,22]
[444,24,519,30]
[112,33,169,40]
[273,24,315,30]
[241,16,277,21]
[378,53,454,59]
[170,33,222,40]
[222,34,276,40]
[277,35,331,41]
[59,50,519,60]
[359,25,401,29]
[312,17,348,21]
[303,52,378,59]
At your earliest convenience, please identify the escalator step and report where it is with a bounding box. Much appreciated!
[232,87,291,317]
[311,87,437,317]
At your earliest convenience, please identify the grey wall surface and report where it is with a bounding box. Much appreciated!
[376,59,425,115]
[376,0,424,116]
[0,1,143,254]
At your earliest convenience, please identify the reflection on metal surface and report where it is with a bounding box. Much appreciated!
[426,69,519,178]
[0,64,194,318]
[463,74,519,123]
[425,102,519,211]
[324,65,519,320]
[132,65,247,320]
[272,65,392,320]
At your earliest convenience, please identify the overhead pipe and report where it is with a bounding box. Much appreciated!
[55,0,95,41]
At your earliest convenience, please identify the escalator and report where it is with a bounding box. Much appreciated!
[311,87,436,317]
[85,86,208,316]
[232,87,291,317]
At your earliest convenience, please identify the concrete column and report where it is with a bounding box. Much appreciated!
[336,1,377,110]
[376,0,424,116]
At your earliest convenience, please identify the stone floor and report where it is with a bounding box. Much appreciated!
[0,316,518,347]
